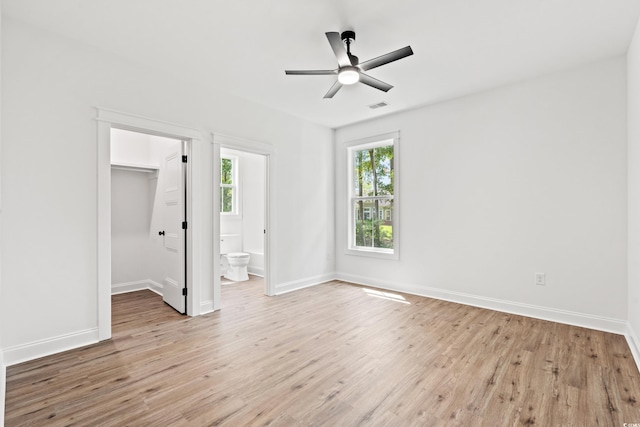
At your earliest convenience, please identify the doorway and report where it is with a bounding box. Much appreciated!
[213,133,275,308]
[219,148,266,289]
[97,108,202,341]
[110,128,188,314]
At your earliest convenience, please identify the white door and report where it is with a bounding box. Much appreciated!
[161,144,186,313]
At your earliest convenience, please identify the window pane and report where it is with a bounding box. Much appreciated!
[221,187,233,213]
[353,145,393,197]
[221,158,233,185]
[374,145,393,196]
[353,198,393,249]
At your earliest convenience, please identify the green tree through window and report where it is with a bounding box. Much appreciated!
[220,157,235,213]
[352,141,394,250]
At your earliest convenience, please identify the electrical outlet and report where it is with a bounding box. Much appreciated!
[535,273,546,286]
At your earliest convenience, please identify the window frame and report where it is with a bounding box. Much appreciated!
[220,154,240,216]
[346,131,399,260]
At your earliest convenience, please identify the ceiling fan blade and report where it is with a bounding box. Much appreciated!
[285,70,337,75]
[323,80,343,98]
[326,32,351,68]
[359,73,393,92]
[359,46,414,71]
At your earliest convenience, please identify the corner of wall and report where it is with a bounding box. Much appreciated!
[627,322,640,373]
[111,279,163,296]
[628,13,640,374]
[329,127,337,275]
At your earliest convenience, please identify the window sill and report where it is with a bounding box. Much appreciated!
[345,247,398,260]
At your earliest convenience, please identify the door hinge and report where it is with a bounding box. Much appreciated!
[182,287,188,296]
[182,221,188,230]
[182,155,188,163]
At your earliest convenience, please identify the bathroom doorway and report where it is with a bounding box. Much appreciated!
[213,134,274,308]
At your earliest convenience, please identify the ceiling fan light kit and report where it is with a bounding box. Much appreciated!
[338,66,360,85]
[285,30,413,98]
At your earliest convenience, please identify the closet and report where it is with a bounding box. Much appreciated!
[110,128,182,302]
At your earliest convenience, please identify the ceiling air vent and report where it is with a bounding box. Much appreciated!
[369,102,389,110]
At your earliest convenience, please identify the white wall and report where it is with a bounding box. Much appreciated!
[242,152,265,255]
[242,151,265,276]
[111,128,153,166]
[0,17,334,362]
[111,169,152,285]
[110,129,162,290]
[336,57,628,331]
[628,16,640,362]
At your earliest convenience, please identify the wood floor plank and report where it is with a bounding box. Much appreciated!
[5,278,640,426]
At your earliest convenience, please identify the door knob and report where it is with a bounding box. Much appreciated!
[159,231,165,236]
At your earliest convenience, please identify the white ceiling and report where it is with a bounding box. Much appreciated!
[4,0,640,128]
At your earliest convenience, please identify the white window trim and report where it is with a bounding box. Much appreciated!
[345,131,399,260]
[220,154,241,217]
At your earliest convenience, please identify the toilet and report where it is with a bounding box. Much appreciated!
[220,234,250,282]
[223,252,251,282]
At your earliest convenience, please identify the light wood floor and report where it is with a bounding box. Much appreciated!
[5,278,640,426]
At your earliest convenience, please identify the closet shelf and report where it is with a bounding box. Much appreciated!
[111,162,159,173]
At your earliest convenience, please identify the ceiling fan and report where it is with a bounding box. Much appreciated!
[285,31,414,99]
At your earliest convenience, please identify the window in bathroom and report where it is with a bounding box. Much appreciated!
[346,131,398,259]
[220,155,238,215]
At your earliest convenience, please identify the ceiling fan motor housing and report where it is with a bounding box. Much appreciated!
[341,30,356,43]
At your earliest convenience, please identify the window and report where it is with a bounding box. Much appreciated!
[363,207,372,220]
[347,132,398,257]
[220,155,238,214]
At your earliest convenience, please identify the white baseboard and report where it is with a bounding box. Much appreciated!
[147,280,163,295]
[2,328,99,367]
[112,279,163,295]
[111,280,148,294]
[248,266,265,276]
[275,272,337,295]
[3,281,164,368]
[627,323,640,371]
[335,272,627,335]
